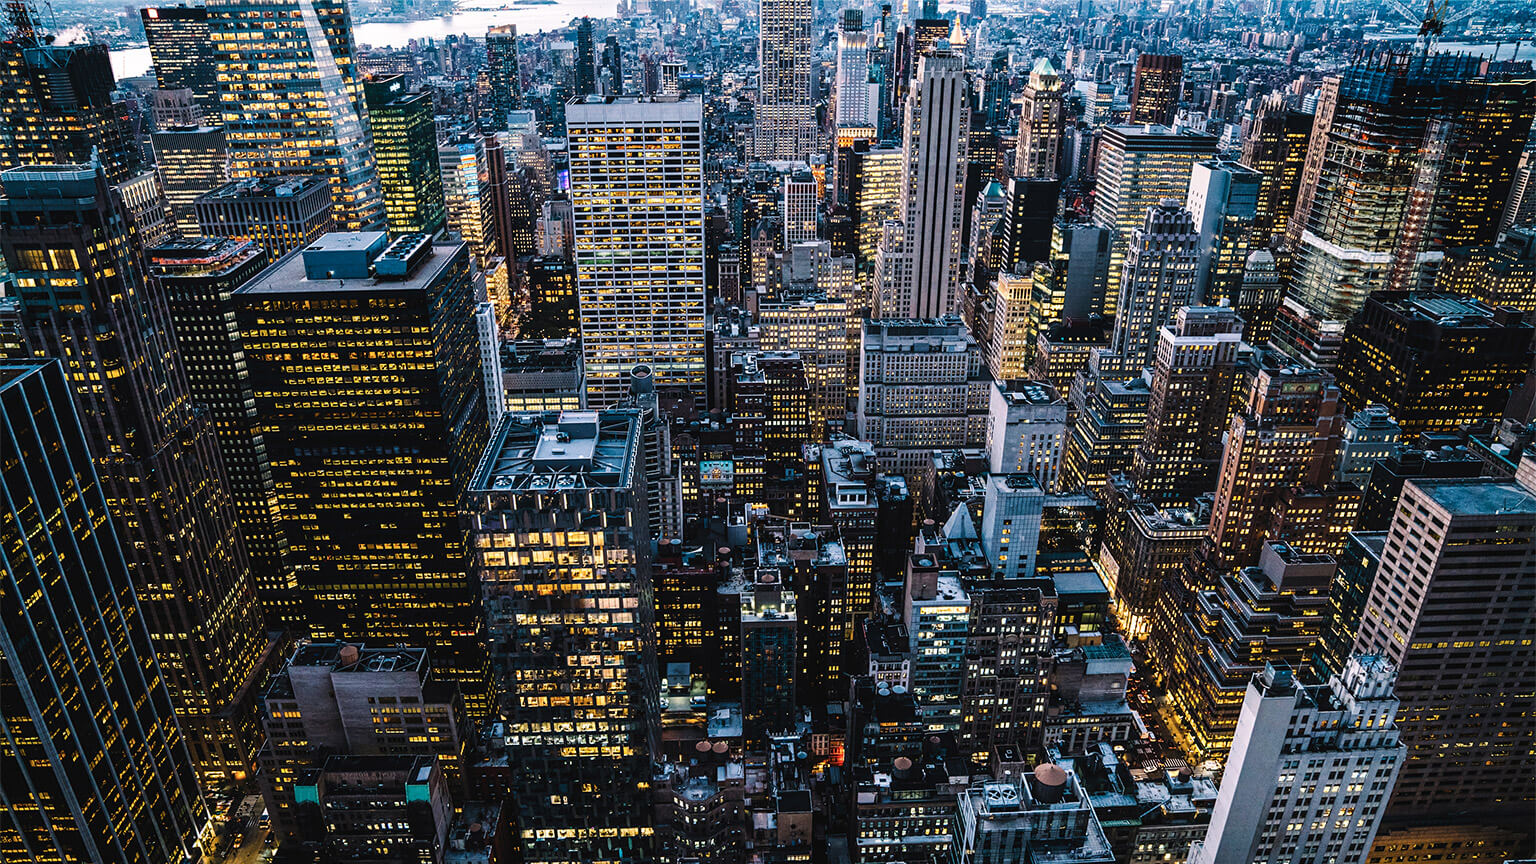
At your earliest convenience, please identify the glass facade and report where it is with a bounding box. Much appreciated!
[1,360,211,864]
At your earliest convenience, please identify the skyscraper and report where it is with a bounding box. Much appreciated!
[1352,475,1535,828]
[0,360,210,864]
[834,10,872,131]
[567,97,706,405]
[1131,305,1245,508]
[208,0,384,229]
[1,164,268,781]
[1130,53,1183,126]
[1334,293,1534,436]
[1188,657,1404,864]
[1234,248,1283,344]
[1208,365,1344,567]
[141,5,219,109]
[1240,92,1311,243]
[575,17,598,95]
[366,75,446,236]
[782,169,818,248]
[857,317,989,474]
[468,410,658,863]
[1091,125,1217,315]
[440,130,498,264]
[1386,78,1535,290]
[195,175,336,259]
[1109,200,1201,369]
[999,176,1061,272]
[981,473,1046,579]
[0,26,140,182]
[1185,159,1262,304]
[150,123,229,236]
[145,237,300,621]
[875,51,970,319]
[234,232,491,713]
[1015,58,1065,180]
[1286,52,1483,327]
[753,0,816,160]
[486,25,520,128]
[847,142,905,277]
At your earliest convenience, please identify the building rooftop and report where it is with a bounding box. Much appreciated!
[264,641,430,701]
[1411,477,1536,518]
[198,174,330,201]
[237,232,461,295]
[472,410,639,494]
[995,379,1063,405]
[144,237,264,278]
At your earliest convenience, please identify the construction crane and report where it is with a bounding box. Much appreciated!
[1384,0,1483,54]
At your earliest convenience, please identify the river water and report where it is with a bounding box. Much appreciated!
[109,2,616,81]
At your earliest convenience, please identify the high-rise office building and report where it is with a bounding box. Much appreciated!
[1188,657,1404,864]
[1186,159,1262,304]
[1234,248,1283,345]
[753,0,816,160]
[1287,52,1484,328]
[365,75,446,236]
[234,233,491,713]
[151,124,228,235]
[208,0,384,229]
[1015,58,1065,180]
[1060,370,1151,494]
[1108,201,1202,371]
[999,176,1061,272]
[953,772,1115,864]
[981,473,1046,579]
[1240,92,1312,243]
[1098,478,1206,640]
[1209,365,1344,567]
[1130,53,1183,126]
[1092,125,1217,315]
[440,130,498,264]
[149,86,204,128]
[117,169,177,248]
[574,17,598,95]
[834,9,872,131]
[782,169,818,248]
[145,238,300,620]
[1131,305,1245,508]
[468,410,658,863]
[1434,226,1536,312]
[875,51,970,319]
[1,164,268,781]
[141,5,219,109]
[741,570,799,735]
[988,268,1042,382]
[847,142,905,277]
[255,642,469,841]
[1334,293,1534,436]
[0,359,211,864]
[1153,541,1336,760]
[567,97,706,405]
[1352,475,1536,827]
[1387,79,1534,291]
[486,25,520,128]
[524,255,580,339]
[1038,220,1111,329]
[858,316,989,474]
[195,175,336,259]
[987,379,1068,490]
[0,27,140,182]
